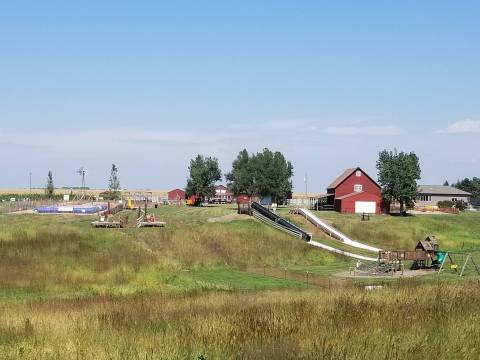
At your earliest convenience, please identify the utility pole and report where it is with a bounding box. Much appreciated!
[304,172,308,207]
[29,172,32,194]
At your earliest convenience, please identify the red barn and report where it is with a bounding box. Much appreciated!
[326,167,381,214]
[167,188,186,202]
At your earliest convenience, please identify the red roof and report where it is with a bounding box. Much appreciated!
[327,167,381,190]
[327,168,357,189]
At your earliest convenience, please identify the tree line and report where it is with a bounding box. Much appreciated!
[452,177,480,199]
[186,147,423,212]
[185,148,293,203]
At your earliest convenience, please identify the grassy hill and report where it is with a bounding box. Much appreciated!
[1,206,480,358]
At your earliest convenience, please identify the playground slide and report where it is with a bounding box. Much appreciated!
[308,240,378,262]
[251,203,377,262]
[251,202,311,241]
[298,208,381,253]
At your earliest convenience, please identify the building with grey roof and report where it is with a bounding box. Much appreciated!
[416,185,471,207]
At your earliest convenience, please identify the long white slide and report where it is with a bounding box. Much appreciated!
[308,240,378,262]
[299,208,381,253]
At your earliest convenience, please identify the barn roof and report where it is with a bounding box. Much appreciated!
[327,167,381,190]
[327,168,357,189]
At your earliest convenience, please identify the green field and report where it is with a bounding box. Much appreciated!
[1,206,480,358]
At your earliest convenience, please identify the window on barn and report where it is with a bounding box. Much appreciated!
[355,170,361,177]
[354,184,363,192]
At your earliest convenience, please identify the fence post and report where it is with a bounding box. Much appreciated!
[284,267,287,280]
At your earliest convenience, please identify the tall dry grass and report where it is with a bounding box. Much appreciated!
[1,281,480,359]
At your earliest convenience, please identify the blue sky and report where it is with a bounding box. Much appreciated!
[1,1,479,191]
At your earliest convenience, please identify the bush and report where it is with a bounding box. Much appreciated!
[437,200,467,211]
[437,200,454,208]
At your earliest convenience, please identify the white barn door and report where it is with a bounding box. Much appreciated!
[355,201,376,214]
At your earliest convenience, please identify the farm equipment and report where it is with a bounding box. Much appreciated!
[125,199,138,210]
[186,195,202,206]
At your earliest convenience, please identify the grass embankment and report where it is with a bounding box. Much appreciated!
[305,210,480,252]
[1,206,480,303]
[0,206,341,302]
[1,282,480,359]
[278,208,480,251]
[2,206,480,358]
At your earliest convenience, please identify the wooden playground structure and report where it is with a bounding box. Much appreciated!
[91,200,165,228]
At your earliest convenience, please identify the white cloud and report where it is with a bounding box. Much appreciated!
[322,125,403,136]
[436,119,480,134]
[230,119,317,132]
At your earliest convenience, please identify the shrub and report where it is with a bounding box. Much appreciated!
[437,200,454,208]
[437,200,468,211]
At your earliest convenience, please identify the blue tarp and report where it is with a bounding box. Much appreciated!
[260,196,272,205]
[35,204,107,214]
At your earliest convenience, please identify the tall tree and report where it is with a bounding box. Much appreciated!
[225,148,293,202]
[225,149,256,196]
[376,149,421,214]
[185,155,222,199]
[454,177,480,199]
[108,163,121,199]
[45,170,54,198]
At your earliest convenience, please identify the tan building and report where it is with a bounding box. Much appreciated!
[416,185,471,207]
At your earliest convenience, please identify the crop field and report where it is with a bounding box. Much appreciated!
[1,205,480,359]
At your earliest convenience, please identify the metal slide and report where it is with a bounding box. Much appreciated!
[251,202,312,241]
[307,240,378,262]
[298,208,381,253]
[251,203,377,262]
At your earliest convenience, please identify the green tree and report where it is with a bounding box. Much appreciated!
[45,170,55,198]
[108,164,121,199]
[185,155,222,199]
[454,177,480,199]
[225,149,256,196]
[443,180,449,186]
[376,149,421,214]
[225,148,293,202]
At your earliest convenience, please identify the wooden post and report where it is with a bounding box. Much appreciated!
[144,200,147,222]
